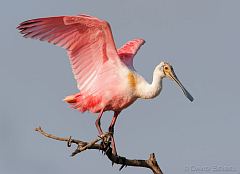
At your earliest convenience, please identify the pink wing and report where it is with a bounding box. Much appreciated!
[117,38,145,69]
[17,15,120,92]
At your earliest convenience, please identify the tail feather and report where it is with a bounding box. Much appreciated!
[64,93,102,113]
[63,95,78,103]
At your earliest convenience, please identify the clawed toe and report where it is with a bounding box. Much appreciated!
[97,132,118,156]
[98,132,112,152]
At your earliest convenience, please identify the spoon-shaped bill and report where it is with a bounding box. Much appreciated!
[168,70,194,102]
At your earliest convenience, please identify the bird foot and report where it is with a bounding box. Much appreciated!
[98,132,112,145]
[98,132,112,152]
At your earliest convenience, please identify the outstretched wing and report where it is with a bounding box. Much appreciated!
[17,14,120,92]
[117,38,145,68]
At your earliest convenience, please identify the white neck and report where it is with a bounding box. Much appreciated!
[136,67,165,99]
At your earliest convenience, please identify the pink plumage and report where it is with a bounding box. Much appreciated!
[17,15,144,114]
[118,39,145,68]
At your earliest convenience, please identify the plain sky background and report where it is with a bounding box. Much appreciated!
[1,0,240,174]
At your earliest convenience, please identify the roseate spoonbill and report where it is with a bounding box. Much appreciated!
[17,14,193,155]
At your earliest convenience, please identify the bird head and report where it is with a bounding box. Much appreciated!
[159,61,194,102]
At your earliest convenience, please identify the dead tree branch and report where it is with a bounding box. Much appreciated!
[35,126,163,174]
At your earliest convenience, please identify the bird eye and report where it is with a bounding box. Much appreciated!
[164,66,169,70]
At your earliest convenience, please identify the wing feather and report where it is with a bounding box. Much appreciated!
[17,15,121,93]
[117,38,145,68]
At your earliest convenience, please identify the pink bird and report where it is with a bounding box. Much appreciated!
[17,14,193,155]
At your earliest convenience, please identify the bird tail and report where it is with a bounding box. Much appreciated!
[63,93,102,113]
[63,95,78,103]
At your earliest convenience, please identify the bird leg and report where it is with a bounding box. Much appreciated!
[95,109,111,151]
[95,109,104,136]
[95,110,121,155]
[108,111,121,156]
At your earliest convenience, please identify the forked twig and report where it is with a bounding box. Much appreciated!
[35,126,163,174]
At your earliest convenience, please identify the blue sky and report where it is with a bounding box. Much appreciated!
[1,0,240,174]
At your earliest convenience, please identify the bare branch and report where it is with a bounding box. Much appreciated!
[35,126,163,174]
